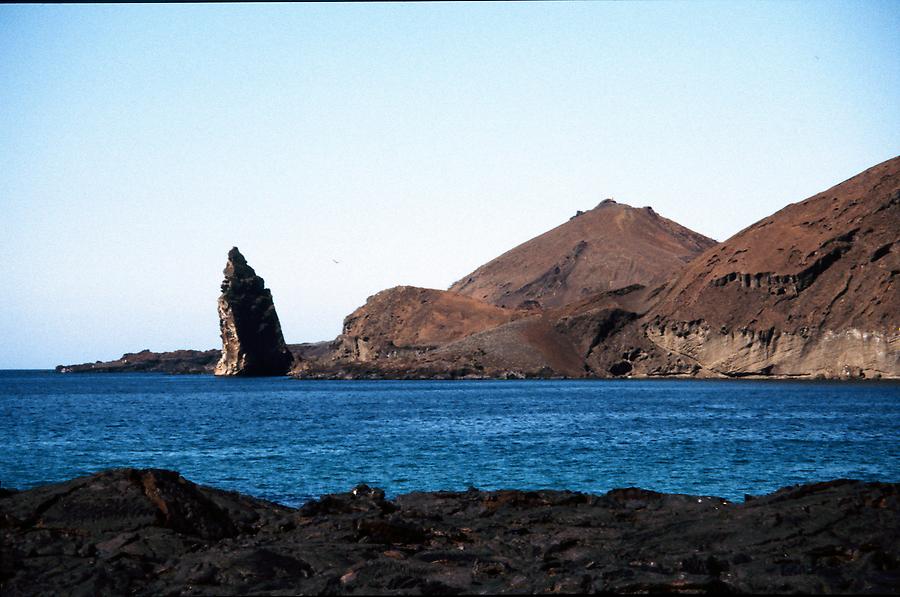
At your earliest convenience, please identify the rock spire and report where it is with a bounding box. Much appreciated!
[214,247,293,376]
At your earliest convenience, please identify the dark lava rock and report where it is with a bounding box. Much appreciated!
[214,246,293,376]
[2,470,898,595]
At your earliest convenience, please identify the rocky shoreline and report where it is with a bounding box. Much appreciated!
[1,469,897,595]
[53,357,894,380]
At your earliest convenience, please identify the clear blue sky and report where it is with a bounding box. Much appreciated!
[1,2,898,368]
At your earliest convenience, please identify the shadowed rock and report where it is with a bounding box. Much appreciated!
[2,469,897,595]
[214,247,293,376]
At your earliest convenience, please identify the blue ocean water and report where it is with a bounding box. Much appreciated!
[1,371,898,507]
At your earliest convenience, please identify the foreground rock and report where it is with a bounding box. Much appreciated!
[214,247,294,376]
[1,469,897,595]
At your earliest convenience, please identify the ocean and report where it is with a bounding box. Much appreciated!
[1,370,897,506]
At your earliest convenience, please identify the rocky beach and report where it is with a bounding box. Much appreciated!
[2,469,898,595]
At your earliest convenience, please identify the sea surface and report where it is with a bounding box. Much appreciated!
[1,370,898,507]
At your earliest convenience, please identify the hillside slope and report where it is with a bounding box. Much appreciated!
[642,156,900,378]
[322,286,526,365]
[449,200,716,309]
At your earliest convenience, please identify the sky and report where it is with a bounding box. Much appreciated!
[1,2,898,369]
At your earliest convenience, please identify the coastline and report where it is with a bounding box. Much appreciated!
[50,354,900,381]
[2,469,897,595]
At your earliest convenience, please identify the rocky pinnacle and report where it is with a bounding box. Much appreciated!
[214,247,293,376]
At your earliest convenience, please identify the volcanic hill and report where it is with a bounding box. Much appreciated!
[640,155,900,378]
[449,199,716,309]
[297,202,716,378]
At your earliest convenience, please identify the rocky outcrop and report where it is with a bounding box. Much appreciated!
[58,249,301,376]
[643,156,900,378]
[2,469,898,594]
[333,286,524,363]
[449,200,716,309]
[295,282,678,380]
[214,247,293,376]
[209,247,293,376]
[56,344,321,375]
[294,286,539,378]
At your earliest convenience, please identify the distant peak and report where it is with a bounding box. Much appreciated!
[597,198,617,208]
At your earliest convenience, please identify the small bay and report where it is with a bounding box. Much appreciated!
[1,370,897,507]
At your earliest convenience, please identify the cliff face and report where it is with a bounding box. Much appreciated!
[449,200,716,309]
[644,156,900,378]
[214,247,293,377]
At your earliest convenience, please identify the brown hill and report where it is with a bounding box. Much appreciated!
[449,200,716,309]
[643,156,900,378]
[326,286,526,365]
[411,284,665,379]
[296,201,717,379]
[297,198,718,379]
[297,283,665,379]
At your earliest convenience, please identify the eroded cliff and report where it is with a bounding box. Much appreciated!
[642,156,900,378]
